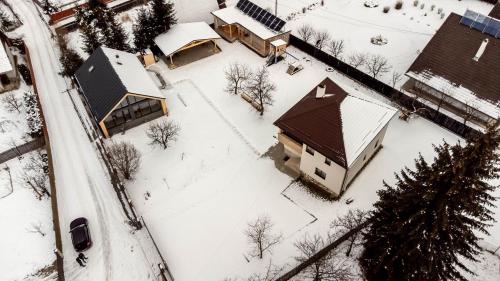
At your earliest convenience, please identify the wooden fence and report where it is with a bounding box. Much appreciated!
[288,35,481,140]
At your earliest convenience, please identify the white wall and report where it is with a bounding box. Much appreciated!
[299,145,346,195]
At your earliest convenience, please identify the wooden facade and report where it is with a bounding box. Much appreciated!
[213,15,290,57]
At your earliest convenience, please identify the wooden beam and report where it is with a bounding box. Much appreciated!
[99,121,110,138]
[160,99,168,116]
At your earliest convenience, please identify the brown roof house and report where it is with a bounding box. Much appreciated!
[404,11,500,128]
[274,78,397,197]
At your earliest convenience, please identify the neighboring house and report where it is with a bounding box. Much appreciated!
[212,0,290,57]
[0,34,18,92]
[75,46,168,138]
[403,11,500,128]
[154,22,222,68]
[274,78,397,197]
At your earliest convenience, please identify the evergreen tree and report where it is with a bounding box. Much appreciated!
[132,8,156,51]
[100,9,130,51]
[0,10,14,31]
[150,0,177,36]
[57,35,84,77]
[75,8,102,54]
[360,124,499,281]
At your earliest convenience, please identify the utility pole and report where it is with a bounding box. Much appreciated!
[275,0,277,16]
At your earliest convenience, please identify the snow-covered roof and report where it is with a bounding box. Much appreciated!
[0,40,13,74]
[271,39,287,47]
[100,47,163,99]
[212,6,287,40]
[407,70,500,119]
[154,22,221,57]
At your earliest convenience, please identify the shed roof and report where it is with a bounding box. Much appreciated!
[154,22,221,57]
[75,46,163,122]
[212,6,285,40]
[0,39,13,74]
[406,13,500,118]
[274,78,396,167]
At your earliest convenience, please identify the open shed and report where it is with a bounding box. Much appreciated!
[154,22,222,68]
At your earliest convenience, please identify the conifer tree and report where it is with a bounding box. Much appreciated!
[57,35,83,77]
[360,124,499,281]
[133,8,156,51]
[0,10,14,31]
[75,8,102,54]
[150,0,177,35]
[100,9,130,51]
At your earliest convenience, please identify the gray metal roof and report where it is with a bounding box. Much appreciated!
[75,47,128,122]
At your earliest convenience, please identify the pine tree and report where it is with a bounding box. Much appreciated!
[150,0,177,36]
[100,9,130,51]
[360,124,499,281]
[133,8,156,51]
[0,9,15,30]
[57,35,84,77]
[75,8,102,54]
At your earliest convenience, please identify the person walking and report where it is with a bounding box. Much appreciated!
[76,256,85,267]
[78,253,88,263]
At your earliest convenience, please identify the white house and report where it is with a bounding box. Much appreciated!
[274,77,397,197]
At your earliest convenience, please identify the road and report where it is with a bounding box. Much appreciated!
[12,1,156,280]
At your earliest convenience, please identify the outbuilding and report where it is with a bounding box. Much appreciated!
[75,46,168,138]
[154,22,222,68]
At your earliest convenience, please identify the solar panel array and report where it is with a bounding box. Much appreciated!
[460,10,500,38]
[236,0,286,32]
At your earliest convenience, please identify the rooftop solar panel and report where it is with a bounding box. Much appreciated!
[236,0,247,9]
[484,18,500,38]
[460,10,479,27]
[250,6,262,18]
[472,14,489,31]
[275,20,286,31]
[235,0,287,33]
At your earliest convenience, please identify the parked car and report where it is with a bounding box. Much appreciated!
[69,217,92,251]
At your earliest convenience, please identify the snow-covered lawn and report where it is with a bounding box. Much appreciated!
[109,40,473,280]
[233,0,493,86]
[0,150,56,281]
[0,83,33,152]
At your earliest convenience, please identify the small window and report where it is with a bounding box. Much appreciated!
[325,158,331,166]
[315,168,326,180]
[306,146,314,155]
[88,66,94,72]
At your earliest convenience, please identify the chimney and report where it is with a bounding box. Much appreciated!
[316,84,326,98]
[473,38,489,62]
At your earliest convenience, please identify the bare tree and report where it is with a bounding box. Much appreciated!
[1,92,22,113]
[247,260,284,281]
[347,52,368,69]
[391,71,403,89]
[328,39,345,59]
[298,24,315,43]
[26,222,46,237]
[330,209,368,257]
[247,66,276,116]
[245,215,282,259]
[365,54,392,79]
[314,30,331,50]
[225,62,252,95]
[436,86,453,113]
[294,233,354,281]
[107,141,141,180]
[146,120,180,149]
[463,101,478,125]
[22,150,50,200]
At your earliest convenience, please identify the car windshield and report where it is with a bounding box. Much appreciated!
[71,226,87,245]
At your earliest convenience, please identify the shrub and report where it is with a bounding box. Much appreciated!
[420,3,425,9]
[395,1,403,10]
[17,64,32,85]
[431,4,435,11]
[23,91,43,137]
[413,0,418,7]
[383,6,390,13]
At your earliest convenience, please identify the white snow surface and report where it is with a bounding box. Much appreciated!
[407,70,500,119]
[212,6,286,40]
[0,40,13,74]
[154,22,221,57]
[11,1,156,280]
[101,46,163,99]
[338,88,398,166]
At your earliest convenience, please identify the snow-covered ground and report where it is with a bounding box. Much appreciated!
[108,39,498,280]
[230,0,493,86]
[0,150,56,281]
[0,84,33,152]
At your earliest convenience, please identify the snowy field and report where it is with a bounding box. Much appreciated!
[108,39,499,280]
[0,150,56,281]
[231,0,493,86]
[0,84,33,152]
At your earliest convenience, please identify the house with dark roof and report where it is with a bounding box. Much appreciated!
[403,11,500,128]
[274,78,397,197]
[75,46,168,138]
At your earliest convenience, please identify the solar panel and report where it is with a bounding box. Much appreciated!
[256,10,265,21]
[239,0,251,12]
[460,10,479,27]
[472,14,489,31]
[236,0,287,33]
[250,6,262,18]
[484,18,500,38]
[266,17,279,29]
[236,0,247,9]
[243,2,254,13]
[275,20,286,31]
[261,11,272,23]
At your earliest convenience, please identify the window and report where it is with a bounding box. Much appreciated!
[315,168,326,180]
[324,158,331,166]
[305,146,314,155]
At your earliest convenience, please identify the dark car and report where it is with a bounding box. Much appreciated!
[69,217,92,252]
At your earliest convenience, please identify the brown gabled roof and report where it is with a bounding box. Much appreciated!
[489,2,500,19]
[407,13,500,105]
[274,78,348,167]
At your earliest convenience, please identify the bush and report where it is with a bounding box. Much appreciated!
[17,64,32,85]
[395,1,403,9]
[413,0,418,7]
[23,91,43,137]
[383,6,390,13]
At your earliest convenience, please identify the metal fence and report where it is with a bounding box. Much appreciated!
[288,35,481,140]
[0,137,45,164]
